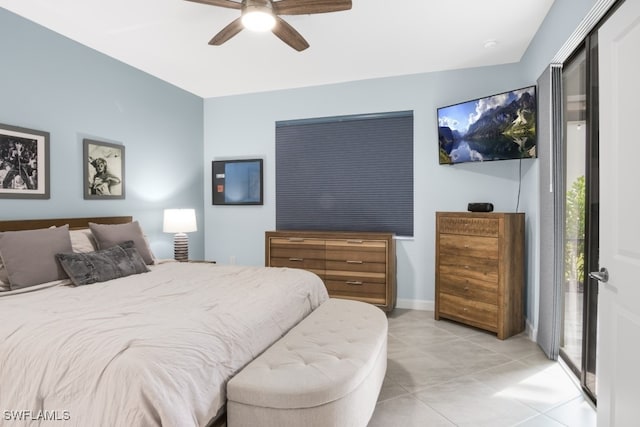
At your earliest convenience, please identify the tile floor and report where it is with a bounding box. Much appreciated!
[369,309,597,427]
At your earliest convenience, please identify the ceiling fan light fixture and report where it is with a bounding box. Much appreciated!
[242,7,276,32]
[189,0,352,50]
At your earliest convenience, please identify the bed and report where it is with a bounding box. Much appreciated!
[0,216,329,427]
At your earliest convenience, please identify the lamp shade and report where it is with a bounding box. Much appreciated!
[163,209,197,233]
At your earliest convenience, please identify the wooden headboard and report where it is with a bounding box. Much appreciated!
[0,216,133,232]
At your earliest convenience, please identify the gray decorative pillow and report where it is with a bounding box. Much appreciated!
[0,225,73,290]
[89,221,155,265]
[56,241,149,287]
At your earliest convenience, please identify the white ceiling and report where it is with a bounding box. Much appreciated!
[0,0,555,98]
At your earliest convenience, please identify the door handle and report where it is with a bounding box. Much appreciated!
[589,267,609,283]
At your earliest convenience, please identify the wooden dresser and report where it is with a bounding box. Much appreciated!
[265,230,396,311]
[435,212,525,339]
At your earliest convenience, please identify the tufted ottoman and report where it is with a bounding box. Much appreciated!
[226,298,388,427]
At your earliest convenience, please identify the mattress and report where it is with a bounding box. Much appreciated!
[0,262,328,426]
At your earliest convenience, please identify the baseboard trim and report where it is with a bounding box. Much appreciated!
[396,299,434,311]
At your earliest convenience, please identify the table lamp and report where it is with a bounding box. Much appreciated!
[163,209,197,262]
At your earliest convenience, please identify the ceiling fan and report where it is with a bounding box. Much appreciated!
[185,0,352,51]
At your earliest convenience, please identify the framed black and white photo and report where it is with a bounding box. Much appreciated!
[83,139,125,200]
[0,123,50,199]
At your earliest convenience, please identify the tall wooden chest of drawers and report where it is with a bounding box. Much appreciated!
[266,231,396,311]
[435,212,525,339]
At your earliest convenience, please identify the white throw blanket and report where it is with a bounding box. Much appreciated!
[0,263,328,427]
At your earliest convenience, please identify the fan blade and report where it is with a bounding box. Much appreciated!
[272,16,309,51]
[272,0,351,15]
[209,17,244,45]
[184,0,242,9]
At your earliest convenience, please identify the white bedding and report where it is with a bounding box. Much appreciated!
[0,262,328,427]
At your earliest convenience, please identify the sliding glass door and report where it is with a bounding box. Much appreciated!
[560,47,586,376]
[559,34,599,402]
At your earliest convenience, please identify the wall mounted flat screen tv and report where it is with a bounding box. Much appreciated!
[437,86,537,164]
[212,158,263,205]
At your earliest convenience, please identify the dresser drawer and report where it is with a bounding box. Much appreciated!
[325,239,386,249]
[325,270,386,284]
[438,274,498,305]
[325,260,386,274]
[438,216,500,237]
[269,237,325,249]
[268,246,324,262]
[438,293,498,330]
[325,239,387,263]
[269,237,324,245]
[438,234,499,259]
[325,279,386,302]
[269,256,325,273]
[439,258,499,283]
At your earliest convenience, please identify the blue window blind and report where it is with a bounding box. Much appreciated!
[275,111,414,236]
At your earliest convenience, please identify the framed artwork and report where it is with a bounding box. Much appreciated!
[83,139,125,199]
[212,158,263,205]
[0,123,50,199]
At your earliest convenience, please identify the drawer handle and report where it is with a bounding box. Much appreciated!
[464,244,470,248]
[346,281,364,286]
[288,238,305,242]
[464,286,470,291]
[346,260,363,264]
[464,265,470,269]
[346,240,364,244]
[463,308,468,312]
[289,257,304,262]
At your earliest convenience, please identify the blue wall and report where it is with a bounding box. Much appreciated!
[0,9,205,260]
[519,0,598,83]
[0,0,601,335]
[203,65,532,309]
[203,0,601,334]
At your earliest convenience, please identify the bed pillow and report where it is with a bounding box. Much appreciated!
[0,260,9,291]
[0,253,9,287]
[89,221,155,265]
[0,225,73,290]
[70,228,98,253]
[56,241,149,287]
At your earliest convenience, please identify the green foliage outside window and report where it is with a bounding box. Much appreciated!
[565,175,585,283]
